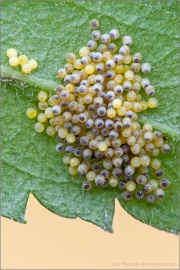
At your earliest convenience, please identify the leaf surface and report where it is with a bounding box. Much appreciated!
[1,0,179,233]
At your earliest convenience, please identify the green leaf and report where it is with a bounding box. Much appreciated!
[1,1,179,233]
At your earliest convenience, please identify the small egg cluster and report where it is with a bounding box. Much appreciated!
[6,48,38,74]
[26,19,170,203]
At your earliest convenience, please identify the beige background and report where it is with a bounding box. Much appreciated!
[1,194,179,269]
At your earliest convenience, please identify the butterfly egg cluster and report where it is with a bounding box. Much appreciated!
[27,19,170,203]
[6,48,38,74]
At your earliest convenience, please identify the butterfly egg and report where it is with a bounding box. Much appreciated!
[6,48,18,58]
[58,128,68,139]
[109,177,118,187]
[150,159,161,169]
[38,90,48,101]
[38,101,48,111]
[79,46,90,57]
[144,131,153,142]
[55,143,65,153]
[140,100,148,110]
[97,141,107,152]
[68,166,78,175]
[126,109,135,119]
[95,175,105,186]
[140,155,150,166]
[104,148,113,159]
[152,148,160,156]
[114,121,123,132]
[141,63,151,74]
[105,59,115,70]
[143,123,153,132]
[90,19,99,29]
[83,149,92,159]
[65,133,76,143]
[18,54,28,65]
[124,70,134,81]
[93,53,103,64]
[44,107,54,118]
[107,43,117,53]
[55,84,64,93]
[86,40,97,50]
[108,129,118,140]
[133,53,142,63]
[155,188,165,200]
[106,107,116,118]
[122,191,133,201]
[64,63,74,74]
[55,115,64,126]
[57,68,67,79]
[154,169,164,179]
[69,157,80,168]
[124,100,132,109]
[73,147,83,157]
[161,144,170,154]
[9,56,19,67]
[121,127,131,138]
[85,171,96,181]
[131,63,141,73]
[101,33,111,44]
[78,163,88,176]
[100,169,109,179]
[26,108,37,118]
[136,175,147,185]
[82,181,92,190]
[109,29,120,40]
[111,98,122,109]
[147,97,158,108]
[117,106,126,116]
[124,165,135,176]
[91,162,101,172]
[73,60,83,71]
[37,113,47,123]
[127,135,136,146]
[46,126,56,136]
[112,156,122,167]
[153,138,164,148]
[95,149,104,159]
[122,36,132,46]
[131,157,141,168]
[148,179,158,190]
[124,62,132,72]
[141,78,150,88]
[84,64,95,75]
[114,75,124,86]
[143,183,153,194]
[91,30,101,40]
[132,101,142,112]
[123,80,132,91]
[159,179,170,189]
[146,194,155,203]
[119,45,130,55]
[130,143,141,154]
[102,158,113,170]
[144,141,154,152]
[135,190,144,200]
[80,136,89,146]
[34,122,44,133]
[125,181,136,192]
[28,59,38,70]
[66,53,76,63]
[126,91,136,102]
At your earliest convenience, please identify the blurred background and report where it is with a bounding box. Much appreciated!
[1,194,179,269]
